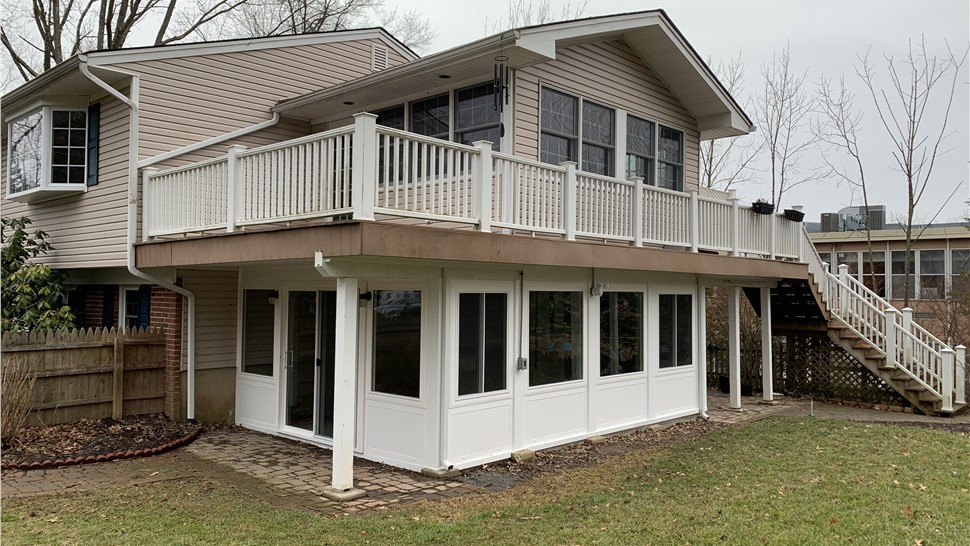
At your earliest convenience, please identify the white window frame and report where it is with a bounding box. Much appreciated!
[6,105,89,202]
[451,281,514,402]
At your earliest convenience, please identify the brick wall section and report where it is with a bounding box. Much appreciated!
[83,286,106,327]
[150,285,184,420]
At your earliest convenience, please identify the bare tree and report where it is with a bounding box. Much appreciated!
[374,5,434,52]
[485,0,588,34]
[815,75,881,291]
[857,38,968,306]
[753,46,821,208]
[700,52,761,192]
[2,0,246,81]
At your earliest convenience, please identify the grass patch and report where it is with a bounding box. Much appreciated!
[3,417,969,545]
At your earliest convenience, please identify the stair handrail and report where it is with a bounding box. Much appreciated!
[892,325,945,397]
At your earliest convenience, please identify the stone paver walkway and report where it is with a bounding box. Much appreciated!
[4,393,965,514]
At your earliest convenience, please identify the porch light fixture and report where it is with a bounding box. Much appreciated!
[590,283,606,296]
[438,74,451,79]
[343,101,354,105]
[358,291,373,307]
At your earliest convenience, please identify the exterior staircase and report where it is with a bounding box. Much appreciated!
[755,230,967,416]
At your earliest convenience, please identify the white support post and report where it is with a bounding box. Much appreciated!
[226,144,247,233]
[727,286,742,409]
[821,262,830,302]
[955,345,966,405]
[884,308,899,368]
[901,307,913,366]
[760,286,774,403]
[689,190,699,253]
[141,167,158,242]
[472,140,493,233]
[768,213,777,260]
[562,161,577,241]
[351,113,378,221]
[697,284,708,416]
[324,276,365,501]
[838,264,850,316]
[729,191,740,257]
[941,348,955,412]
[630,176,644,246]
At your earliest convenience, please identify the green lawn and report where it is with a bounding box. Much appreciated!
[3,417,968,545]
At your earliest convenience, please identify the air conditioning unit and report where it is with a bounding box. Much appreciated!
[820,213,841,232]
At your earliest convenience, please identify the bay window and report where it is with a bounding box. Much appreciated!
[6,104,99,202]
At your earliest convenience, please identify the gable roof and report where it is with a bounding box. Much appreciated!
[275,10,754,140]
[1,28,415,112]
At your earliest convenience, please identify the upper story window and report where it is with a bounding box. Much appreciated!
[658,126,684,190]
[540,88,579,166]
[410,94,449,140]
[626,115,655,184]
[455,83,500,151]
[540,87,684,186]
[6,104,100,203]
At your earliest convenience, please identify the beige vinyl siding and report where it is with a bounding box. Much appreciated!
[180,270,239,371]
[115,39,396,161]
[514,40,701,189]
[1,91,133,268]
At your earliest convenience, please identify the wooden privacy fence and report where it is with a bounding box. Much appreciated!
[2,327,166,425]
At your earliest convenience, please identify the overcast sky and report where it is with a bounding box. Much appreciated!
[420,0,970,224]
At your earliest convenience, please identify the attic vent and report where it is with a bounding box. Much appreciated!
[372,44,389,72]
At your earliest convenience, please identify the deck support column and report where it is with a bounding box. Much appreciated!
[323,276,365,501]
[697,283,708,417]
[760,286,774,403]
[727,286,742,409]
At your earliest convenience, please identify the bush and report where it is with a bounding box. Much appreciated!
[1,217,74,332]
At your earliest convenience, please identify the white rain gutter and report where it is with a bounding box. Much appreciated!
[137,112,280,168]
[79,57,199,421]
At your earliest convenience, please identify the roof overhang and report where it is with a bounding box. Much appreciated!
[276,10,754,139]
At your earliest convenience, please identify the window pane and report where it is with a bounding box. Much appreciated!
[541,133,574,165]
[375,105,405,130]
[483,293,508,392]
[456,83,500,130]
[627,116,654,158]
[837,252,859,276]
[52,110,69,126]
[658,126,683,164]
[676,294,693,366]
[600,292,643,376]
[861,251,886,296]
[659,294,692,368]
[373,290,422,398]
[920,250,945,299]
[529,291,583,386]
[8,111,44,193]
[411,95,449,139]
[582,143,610,175]
[626,155,654,183]
[458,293,482,396]
[657,162,682,190]
[242,290,275,377]
[659,294,675,368]
[456,127,501,150]
[582,102,614,146]
[541,88,577,136]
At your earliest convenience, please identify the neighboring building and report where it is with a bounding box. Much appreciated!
[3,11,964,500]
[811,222,970,303]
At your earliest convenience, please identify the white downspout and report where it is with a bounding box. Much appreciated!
[79,58,199,421]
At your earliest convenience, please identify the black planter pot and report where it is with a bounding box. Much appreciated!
[783,208,805,222]
[751,201,775,215]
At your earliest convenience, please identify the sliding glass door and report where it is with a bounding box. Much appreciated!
[285,291,337,438]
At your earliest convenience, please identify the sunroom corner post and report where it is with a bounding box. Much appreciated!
[141,167,158,242]
[352,113,378,221]
[323,275,366,501]
[689,190,699,253]
[472,140,493,233]
[630,177,644,246]
[727,286,742,409]
[562,161,578,241]
[941,348,955,413]
[226,144,247,233]
[760,286,774,402]
[697,283,708,417]
[955,345,966,405]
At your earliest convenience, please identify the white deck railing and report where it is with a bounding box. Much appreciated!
[144,112,803,261]
[800,228,966,411]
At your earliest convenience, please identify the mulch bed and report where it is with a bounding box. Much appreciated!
[1,414,201,471]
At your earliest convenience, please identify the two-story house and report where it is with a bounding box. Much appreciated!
[4,10,963,501]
